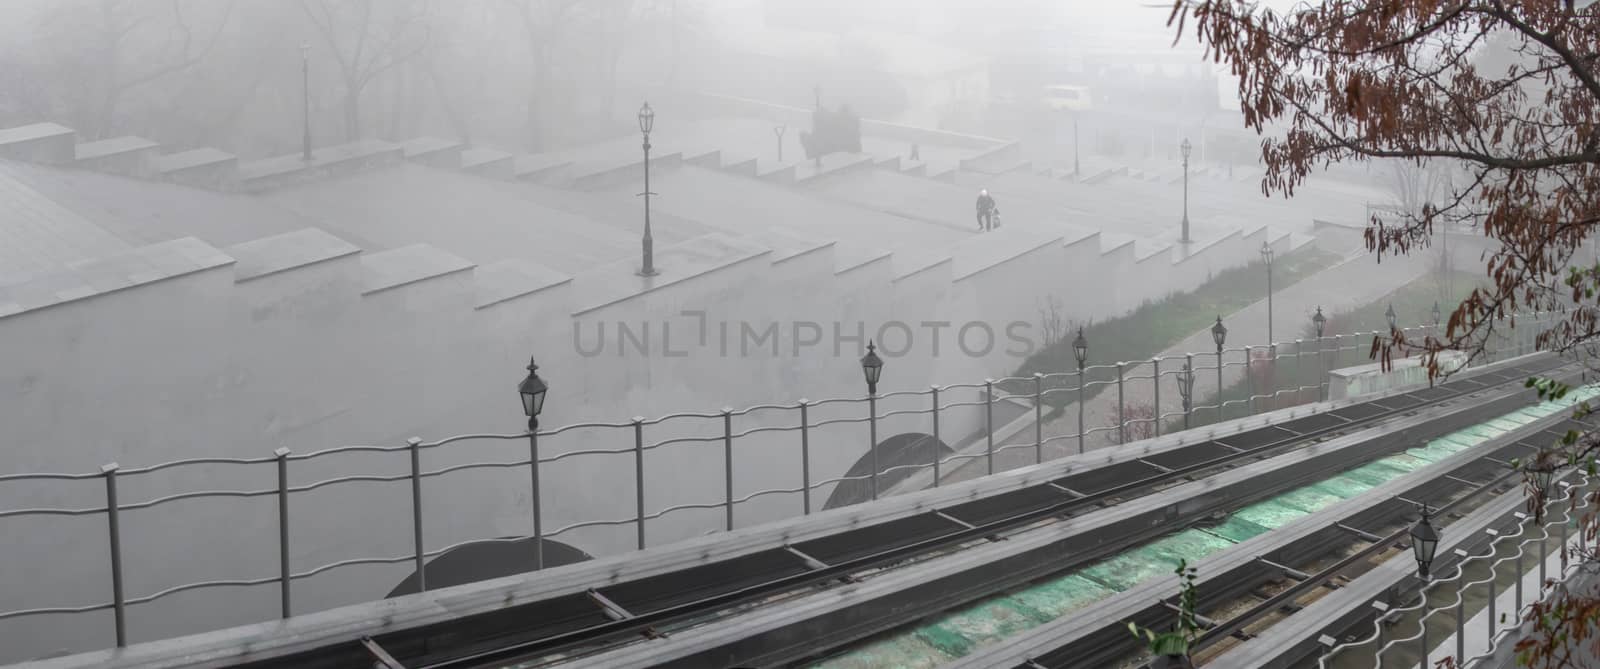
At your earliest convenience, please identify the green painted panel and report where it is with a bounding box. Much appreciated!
[1233,500,1311,530]
[1144,530,1235,564]
[1377,453,1430,473]
[1322,473,1378,495]
[913,597,1048,658]
[1338,462,1399,487]
[1406,442,1459,462]
[1309,479,1366,499]
[1205,516,1273,542]
[1488,417,1526,432]
[1079,550,1174,592]
[1273,486,1346,513]
[1009,574,1117,618]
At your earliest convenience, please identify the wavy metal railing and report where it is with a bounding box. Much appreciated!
[0,312,1556,652]
[1319,468,1593,669]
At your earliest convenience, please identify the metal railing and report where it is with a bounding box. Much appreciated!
[0,311,1559,655]
[1319,470,1595,668]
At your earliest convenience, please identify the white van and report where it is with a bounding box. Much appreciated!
[1042,85,1093,112]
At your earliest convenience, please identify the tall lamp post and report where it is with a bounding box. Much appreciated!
[1432,301,1442,339]
[518,357,549,569]
[301,43,313,163]
[1312,307,1327,401]
[1073,112,1081,177]
[774,124,786,162]
[861,341,884,500]
[1180,138,1192,244]
[1176,362,1195,430]
[637,102,659,277]
[1260,241,1275,343]
[1073,328,1088,454]
[1212,316,1227,421]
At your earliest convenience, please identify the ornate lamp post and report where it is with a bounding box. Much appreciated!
[860,341,883,500]
[1411,505,1439,579]
[1177,362,1195,430]
[637,102,659,277]
[518,357,549,568]
[1073,328,1088,454]
[301,43,313,163]
[1180,138,1192,244]
[1212,316,1227,419]
[1260,241,1275,343]
[1313,307,1327,401]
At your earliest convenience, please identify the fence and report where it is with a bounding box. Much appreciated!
[1320,467,1595,668]
[0,310,1560,657]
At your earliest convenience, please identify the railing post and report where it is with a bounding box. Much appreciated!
[408,437,426,592]
[1294,339,1304,404]
[1116,362,1126,445]
[1077,367,1086,454]
[633,417,647,549]
[1216,348,1224,423]
[528,427,543,570]
[985,379,996,475]
[930,387,941,487]
[1152,357,1161,438]
[1184,353,1194,430]
[275,447,292,618]
[868,392,879,500]
[1245,345,1255,415]
[723,408,735,531]
[1269,343,1278,408]
[1033,373,1044,464]
[102,463,127,647]
[799,400,812,514]
[1420,594,1429,669]
[1319,335,1328,402]
[1457,576,1466,663]
[1516,530,1524,612]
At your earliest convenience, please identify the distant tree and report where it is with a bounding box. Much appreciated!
[33,0,237,138]
[300,0,434,141]
[1169,1,1600,665]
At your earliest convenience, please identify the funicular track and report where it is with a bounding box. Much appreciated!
[245,357,1570,669]
[981,395,1595,669]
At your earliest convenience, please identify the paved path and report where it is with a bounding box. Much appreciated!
[940,245,1434,484]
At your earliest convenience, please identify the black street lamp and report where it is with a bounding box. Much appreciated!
[1212,316,1227,419]
[1260,241,1275,343]
[1313,307,1328,401]
[1177,361,1195,429]
[637,102,659,277]
[1180,138,1192,244]
[301,43,313,163]
[518,357,549,569]
[1410,505,1440,579]
[1073,327,1088,454]
[861,341,884,499]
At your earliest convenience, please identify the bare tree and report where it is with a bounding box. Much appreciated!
[1038,295,1069,350]
[34,0,236,139]
[300,0,433,141]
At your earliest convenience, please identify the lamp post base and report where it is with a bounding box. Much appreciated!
[636,268,660,277]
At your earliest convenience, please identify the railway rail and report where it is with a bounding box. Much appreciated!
[283,356,1577,669]
[966,388,1593,669]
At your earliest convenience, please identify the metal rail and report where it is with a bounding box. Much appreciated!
[403,358,1569,669]
[0,314,1555,656]
[1004,394,1589,669]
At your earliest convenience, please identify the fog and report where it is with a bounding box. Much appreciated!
[0,0,1459,663]
[0,0,1314,154]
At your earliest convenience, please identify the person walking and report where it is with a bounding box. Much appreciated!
[976,189,998,231]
